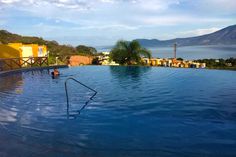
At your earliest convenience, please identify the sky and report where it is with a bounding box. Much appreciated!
[0,0,236,46]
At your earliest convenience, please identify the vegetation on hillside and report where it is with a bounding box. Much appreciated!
[195,58,236,70]
[76,45,97,55]
[110,40,151,65]
[0,30,97,64]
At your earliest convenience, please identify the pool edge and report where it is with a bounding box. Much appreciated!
[0,65,69,76]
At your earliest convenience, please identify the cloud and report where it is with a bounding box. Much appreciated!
[99,0,115,3]
[131,0,180,11]
[0,0,90,10]
[0,0,180,11]
[135,15,232,26]
[199,0,236,12]
[0,20,6,25]
[31,22,139,32]
[0,0,235,46]
[0,0,20,4]
[75,24,139,30]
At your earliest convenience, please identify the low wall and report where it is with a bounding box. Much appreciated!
[69,55,93,66]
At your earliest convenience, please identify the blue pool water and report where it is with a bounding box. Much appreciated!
[0,66,236,157]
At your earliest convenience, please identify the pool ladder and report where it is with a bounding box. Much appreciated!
[65,77,97,115]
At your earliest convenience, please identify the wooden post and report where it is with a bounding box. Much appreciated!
[10,59,13,70]
[46,57,49,66]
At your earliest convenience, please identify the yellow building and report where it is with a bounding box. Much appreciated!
[0,44,20,58]
[0,43,47,59]
[142,57,206,69]
[0,43,48,70]
[142,58,162,66]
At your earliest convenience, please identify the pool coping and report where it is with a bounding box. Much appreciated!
[0,65,69,76]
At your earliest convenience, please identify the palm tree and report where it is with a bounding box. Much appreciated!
[110,40,151,65]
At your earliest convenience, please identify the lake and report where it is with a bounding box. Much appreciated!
[98,45,236,60]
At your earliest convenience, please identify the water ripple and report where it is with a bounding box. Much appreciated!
[0,66,236,157]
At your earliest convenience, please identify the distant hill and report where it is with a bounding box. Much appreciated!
[136,25,236,47]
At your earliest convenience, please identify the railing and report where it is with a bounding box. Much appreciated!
[64,77,97,117]
[0,57,49,71]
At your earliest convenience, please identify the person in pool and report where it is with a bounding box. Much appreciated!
[51,68,60,77]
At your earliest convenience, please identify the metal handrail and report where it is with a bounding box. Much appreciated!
[64,77,97,115]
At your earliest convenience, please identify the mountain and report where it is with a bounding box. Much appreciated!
[136,25,236,47]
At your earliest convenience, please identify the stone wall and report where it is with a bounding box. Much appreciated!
[69,55,93,66]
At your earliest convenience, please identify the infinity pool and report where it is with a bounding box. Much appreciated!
[0,66,236,157]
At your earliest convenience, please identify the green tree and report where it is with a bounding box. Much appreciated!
[76,45,97,55]
[177,57,183,61]
[110,40,151,65]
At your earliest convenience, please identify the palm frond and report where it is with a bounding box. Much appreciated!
[138,48,152,59]
[110,40,151,65]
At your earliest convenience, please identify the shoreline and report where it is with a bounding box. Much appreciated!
[206,67,236,71]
